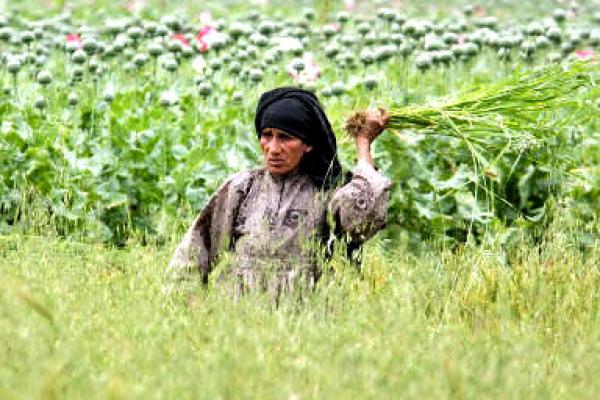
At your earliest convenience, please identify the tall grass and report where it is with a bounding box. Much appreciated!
[1,215,598,399]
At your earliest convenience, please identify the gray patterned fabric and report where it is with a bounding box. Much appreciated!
[165,160,391,297]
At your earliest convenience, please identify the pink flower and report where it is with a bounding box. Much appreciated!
[344,0,355,10]
[574,49,596,60]
[66,33,82,49]
[196,25,227,53]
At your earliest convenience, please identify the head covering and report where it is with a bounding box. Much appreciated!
[255,87,342,189]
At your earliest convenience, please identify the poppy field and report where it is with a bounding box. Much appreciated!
[1,0,599,398]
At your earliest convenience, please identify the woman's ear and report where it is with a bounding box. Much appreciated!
[305,145,313,153]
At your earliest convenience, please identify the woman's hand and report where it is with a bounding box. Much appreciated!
[355,108,390,144]
[355,108,389,166]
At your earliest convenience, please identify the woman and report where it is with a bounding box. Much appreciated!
[166,87,391,297]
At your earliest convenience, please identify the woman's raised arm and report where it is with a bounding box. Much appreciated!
[329,108,392,242]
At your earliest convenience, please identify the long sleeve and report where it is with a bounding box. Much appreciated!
[163,171,254,294]
[329,160,392,243]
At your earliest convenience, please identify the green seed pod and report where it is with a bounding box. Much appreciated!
[103,45,116,58]
[357,22,370,37]
[35,55,47,67]
[322,25,337,39]
[127,26,143,41]
[228,61,242,74]
[167,39,183,53]
[364,32,378,46]
[321,87,332,98]
[198,82,212,97]
[72,49,87,64]
[156,24,170,37]
[236,49,249,61]
[552,8,567,23]
[331,81,345,96]
[82,38,98,55]
[546,26,562,43]
[258,21,275,36]
[415,52,433,71]
[229,22,249,40]
[34,96,47,109]
[133,53,148,67]
[103,90,115,103]
[0,27,13,41]
[249,32,267,46]
[20,30,35,45]
[210,58,222,71]
[181,46,194,58]
[163,59,178,72]
[442,31,459,45]
[526,22,544,36]
[71,66,84,78]
[68,92,79,106]
[520,41,537,57]
[160,15,181,32]
[560,41,575,55]
[324,44,340,58]
[303,8,315,21]
[364,75,378,90]
[143,21,157,35]
[7,58,21,74]
[232,91,244,103]
[546,52,562,63]
[148,42,163,57]
[424,36,445,51]
[88,59,100,74]
[535,36,551,49]
[290,58,304,72]
[462,4,474,17]
[159,91,178,106]
[33,28,44,40]
[36,70,52,85]
[248,68,263,83]
[589,29,600,46]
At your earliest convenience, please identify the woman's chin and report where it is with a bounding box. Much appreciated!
[267,165,292,175]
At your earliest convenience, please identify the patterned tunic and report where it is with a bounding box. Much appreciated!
[165,160,391,296]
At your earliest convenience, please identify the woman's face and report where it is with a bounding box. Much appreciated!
[260,128,312,175]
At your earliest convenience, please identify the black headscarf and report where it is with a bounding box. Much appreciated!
[255,87,343,190]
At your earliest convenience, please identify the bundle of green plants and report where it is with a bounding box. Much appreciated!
[346,61,597,156]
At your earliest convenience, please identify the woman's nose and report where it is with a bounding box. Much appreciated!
[268,138,282,153]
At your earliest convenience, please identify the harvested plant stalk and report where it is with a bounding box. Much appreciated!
[346,61,597,152]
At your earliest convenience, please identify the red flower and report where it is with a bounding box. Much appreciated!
[172,33,190,48]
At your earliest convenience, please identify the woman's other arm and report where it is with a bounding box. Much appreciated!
[163,171,254,295]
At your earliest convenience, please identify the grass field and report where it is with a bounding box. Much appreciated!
[0,0,599,398]
[1,217,598,399]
